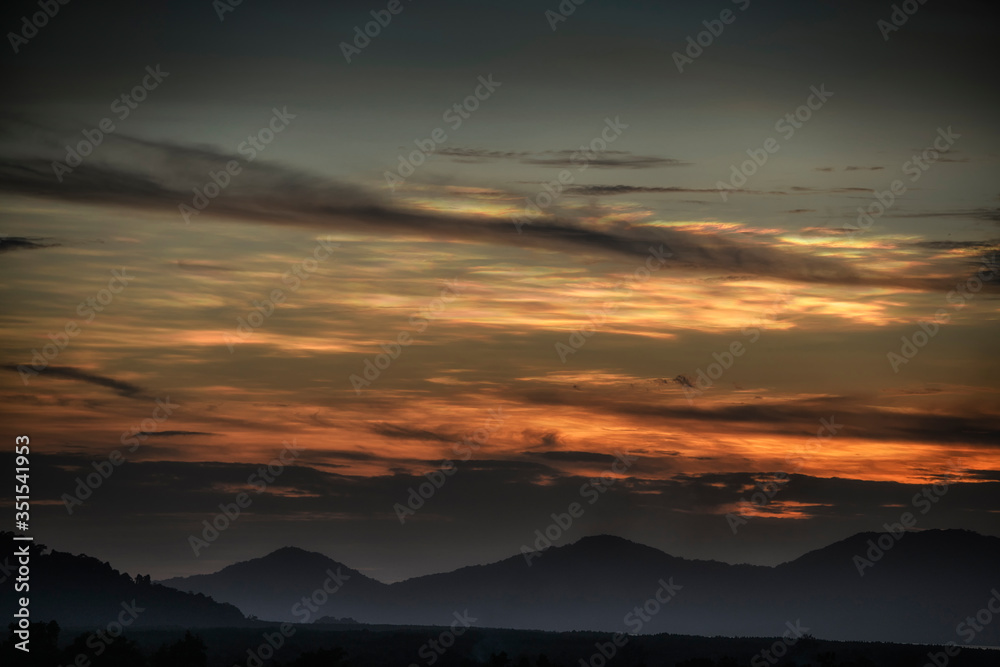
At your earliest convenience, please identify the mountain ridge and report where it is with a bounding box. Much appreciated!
[155,528,1000,643]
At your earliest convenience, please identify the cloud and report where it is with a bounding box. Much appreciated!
[2,365,144,398]
[912,240,999,250]
[524,150,687,169]
[815,166,884,172]
[436,148,532,162]
[0,236,59,253]
[369,423,455,443]
[438,147,687,169]
[788,186,872,194]
[672,375,696,389]
[528,450,624,463]
[18,452,1000,581]
[515,385,1000,448]
[565,184,877,197]
[964,470,1000,481]
[173,260,235,273]
[0,126,990,293]
[520,429,566,449]
[892,209,1000,222]
[798,227,859,236]
[565,185,720,196]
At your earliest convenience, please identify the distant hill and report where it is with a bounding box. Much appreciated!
[160,546,387,623]
[158,529,1000,644]
[0,533,247,628]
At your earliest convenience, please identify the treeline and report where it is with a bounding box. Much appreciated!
[4,622,998,667]
[2,622,207,667]
[0,622,354,667]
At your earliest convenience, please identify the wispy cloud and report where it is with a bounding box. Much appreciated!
[3,365,145,398]
[524,150,687,169]
[565,185,719,196]
[565,184,876,197]
[891,208,1000,222]
[0,236,59,253]
[0,125,991,293]
[438,147,687,169]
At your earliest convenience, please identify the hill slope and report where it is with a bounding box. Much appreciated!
[0,533,247,627]
[160,545,387,622]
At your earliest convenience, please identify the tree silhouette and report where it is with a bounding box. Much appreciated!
[1,621,60,666]
[63,630,147,667]
[289,646,351,666]
[488,651,511,666]
[150,631,207,667]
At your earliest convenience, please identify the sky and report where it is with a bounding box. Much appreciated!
[0,0,998,583]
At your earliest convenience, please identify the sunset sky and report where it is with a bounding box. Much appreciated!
[1,0,998,583]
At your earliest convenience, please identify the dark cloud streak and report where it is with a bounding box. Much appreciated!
[2,365,145,398]
[0,236,59,253]
[438,147,687,169]
[0,127,990,293]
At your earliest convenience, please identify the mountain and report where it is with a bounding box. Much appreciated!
[157,529,1000,644]
[160,546,388,623]
[383,534,763,632]
[0,533,247,628]
[762,529,1000,643]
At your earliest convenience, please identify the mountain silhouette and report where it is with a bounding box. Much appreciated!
[156,529,1000,644]
[160,546,387,623]
[0,533,246,628]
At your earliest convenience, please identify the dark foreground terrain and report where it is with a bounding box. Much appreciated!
[4,622,998,667]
